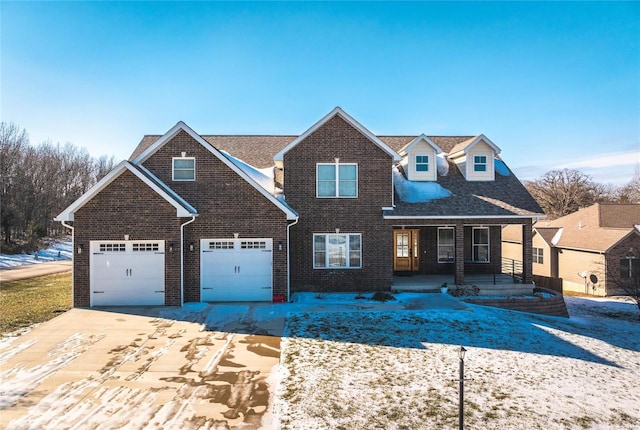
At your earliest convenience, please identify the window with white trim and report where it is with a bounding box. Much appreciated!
[415,155,429,172]
[438,227,455,262]
[473,155,487,172]
[472,227,490,262]
[173,157,195,181]
[317,163,357,198]
[533,247,544,264]
[313,233,361,268]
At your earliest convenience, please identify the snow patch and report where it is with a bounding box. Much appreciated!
[220,150,278,194]
[0,241,72,268]
[393,166,452,203]
[495,158,510,176]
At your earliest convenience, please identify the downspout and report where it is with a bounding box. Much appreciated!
[286,217,299,303]
[180,216,196,306]
[61,221,74,306]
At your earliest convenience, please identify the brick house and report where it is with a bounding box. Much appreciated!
[56,107,544,307]
[504,203,640,296]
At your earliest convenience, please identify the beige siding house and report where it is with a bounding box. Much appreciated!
[503,203,640,296]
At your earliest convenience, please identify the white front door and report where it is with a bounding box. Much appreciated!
[200,238,273,302]
[90,241,165,306]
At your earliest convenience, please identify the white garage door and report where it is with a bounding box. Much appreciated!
[90,241,165,306]
[200,238,273,302]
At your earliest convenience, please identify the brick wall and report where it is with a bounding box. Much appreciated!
[284,115,394,292]
[142,130,291,301]
[74,170,183,306]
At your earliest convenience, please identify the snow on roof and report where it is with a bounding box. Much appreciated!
[495,159,510,176]
[220,150,278,194]
[393,166,452,203]
[437,154,449,176]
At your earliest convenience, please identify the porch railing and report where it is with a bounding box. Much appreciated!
[501,257,523,283]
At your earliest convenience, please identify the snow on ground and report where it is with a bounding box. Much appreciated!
[272,294,640,430]
[0,240,72,268]
[1,292,638,429]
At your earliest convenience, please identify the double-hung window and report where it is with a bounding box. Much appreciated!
[473,155,487,172]
[317,163,358,198]
[173,157,195,181]
[438,227,455,262]
[533,247,544,264]
[313,233,361,269]
[415,155,429,172]
[472,227,490,262]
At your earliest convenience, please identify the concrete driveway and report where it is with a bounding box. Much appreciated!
[0,293,466,429]
[0,304,285,430]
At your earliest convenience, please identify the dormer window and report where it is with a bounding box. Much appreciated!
[473,155,487,172]
[173,157,195,181]
[415,155,429,172]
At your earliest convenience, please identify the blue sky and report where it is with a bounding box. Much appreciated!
[2,1,639,184]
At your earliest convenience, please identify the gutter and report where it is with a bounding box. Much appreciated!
[60,221,75,307]
[180,216,197,306]
[286,217,299,302]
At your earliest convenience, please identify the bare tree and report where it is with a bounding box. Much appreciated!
[525,169,604,219]
[603,246,640,319]
[0,123,29,243]
[1,122,118,247]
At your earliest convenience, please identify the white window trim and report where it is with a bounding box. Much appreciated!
[172,157,196,181]
[415,155,429,172]
[472,227,490,263]
[437,227,455,263]
[533,247,544,264]
[473,155,487,172]
[316,162,358,198]
[313,233,362,269]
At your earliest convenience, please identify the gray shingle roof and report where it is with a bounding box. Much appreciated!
[383,159,542,218]
[131,133,543,219]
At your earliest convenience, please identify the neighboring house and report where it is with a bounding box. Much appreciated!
[503,204,640,296]
[56,107,543,307]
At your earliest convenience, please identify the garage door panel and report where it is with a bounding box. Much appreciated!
[200,239,273,302]
[90,241,165,306]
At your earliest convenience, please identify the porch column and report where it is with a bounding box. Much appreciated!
[455,221,465,285]
[522,219,533,285]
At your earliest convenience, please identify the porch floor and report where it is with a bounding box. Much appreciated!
[392,274,534,296]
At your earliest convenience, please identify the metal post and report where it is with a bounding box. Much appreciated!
[459,346,466,430]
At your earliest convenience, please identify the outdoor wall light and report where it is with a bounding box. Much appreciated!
[189,242,195,252]
[77,244,83,254]
[168,242,174,252]
[278,241,283,251]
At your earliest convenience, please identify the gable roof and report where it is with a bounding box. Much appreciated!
[273,107,402,164]
[398,134,443,156]
[133,121,298,220]
[54,161,198,221]
[448,134,501,158]
[534,203,640,252]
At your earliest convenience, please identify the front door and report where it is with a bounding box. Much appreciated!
[393,229,420,272]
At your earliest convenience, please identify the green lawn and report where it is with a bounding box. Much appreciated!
[0,273,72,335]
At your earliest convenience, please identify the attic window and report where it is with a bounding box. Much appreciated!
[473,155,487,172]
[415,155,429,172]
[173,157,195,181]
